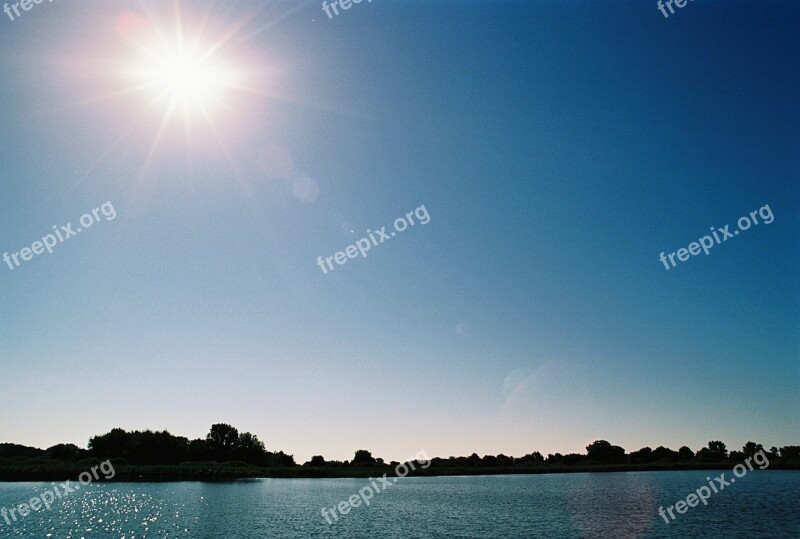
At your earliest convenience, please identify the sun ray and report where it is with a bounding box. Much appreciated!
[116,5,250,145]
[142,95,179,169]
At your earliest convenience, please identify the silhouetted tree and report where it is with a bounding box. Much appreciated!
[586,440,626,463]
[127,431,188,465]
[46,444,84,461]
[235,432,267,465]
[518,452,545,465]
[481,455,499,466]
[562,453,584,465]
[652,446,680,462]
[88,429,191,464]
[352,450,376,465]
[267,451,295,467]
[307,455,326,466]
[728,450,745,461]
[742,441,764,458]
[697,441,727,460]
[678,446,695,460]
[495,454,514,466]
[629,447,654,464]
[709,441,727,459]
[89,428,132,460]
[206,424,240,461]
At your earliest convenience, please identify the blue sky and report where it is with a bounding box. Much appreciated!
[1,0,798,463]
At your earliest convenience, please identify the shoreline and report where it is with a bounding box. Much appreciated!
[1,461,798,482]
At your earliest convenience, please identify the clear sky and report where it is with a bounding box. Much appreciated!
[1,0,798,464]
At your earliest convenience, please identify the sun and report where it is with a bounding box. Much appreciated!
[151,47,219,107]
[109,8,259,165]
[122,31,244,124]
[48,6,283,175]
[113,7,255,144]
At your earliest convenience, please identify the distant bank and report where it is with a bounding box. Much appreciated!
[2,461,800,483]
[2,423,798,482]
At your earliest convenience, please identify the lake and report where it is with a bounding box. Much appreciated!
[0,471,797,537]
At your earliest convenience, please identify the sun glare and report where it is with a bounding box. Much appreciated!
[116,8,252,138]
[124,34,243,122]
[109,9,260,165]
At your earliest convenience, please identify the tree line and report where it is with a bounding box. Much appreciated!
[1,426,798,471]
[1,424,293,467]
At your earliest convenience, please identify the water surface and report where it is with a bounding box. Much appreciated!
[0,471,796,538]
